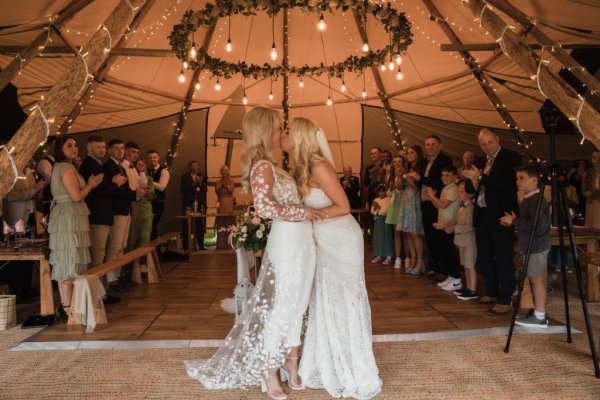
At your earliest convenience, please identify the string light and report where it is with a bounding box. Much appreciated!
[326,95,333,106]
[318,14,326,31]
[270,15,277,61]
[189,43,197,59]
[178,69,185,83]
[226,15,232,52]
[341,81,346,93]
[100,24,112,54]
[243,92,248,105]
[269,76,274,101]
[299,78,304,88]
[380,64,386,72]
[226,38,232,52]
[388,60,395,71]
[270,44,278,61]
[362,43,369,52]
[76,52,93,96]
[395,54,402,65]
[183,61,188,69]
[396,70,404,80]
[215,79,221,91]
[195,81,200,91]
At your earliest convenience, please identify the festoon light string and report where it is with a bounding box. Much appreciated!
[101,24,112,54]
[496,24,514,57]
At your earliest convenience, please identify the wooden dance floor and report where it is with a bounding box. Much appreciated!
[24,250,523,343]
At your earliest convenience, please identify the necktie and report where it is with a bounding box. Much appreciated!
[477,155,496,207]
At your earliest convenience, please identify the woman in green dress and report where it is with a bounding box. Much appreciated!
[48,137,103,319]
[135,159,155,246]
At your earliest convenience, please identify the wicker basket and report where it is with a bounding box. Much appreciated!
[0,294,17,330]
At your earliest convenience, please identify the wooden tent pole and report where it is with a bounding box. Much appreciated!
[58,0,157,134]
[461,0,600,149]
[0,0,95,92]
[422,0,537,161]
[352,11,404,148]
[0,0,147,200]
[165,22,217,168]
[487,0,600,96]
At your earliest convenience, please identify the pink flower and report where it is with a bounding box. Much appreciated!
[251,217,261,225]
[256,230,263,239]
[241,226,248,233]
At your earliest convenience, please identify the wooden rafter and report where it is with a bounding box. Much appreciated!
[0,0,95,92]
[352,10,404,148]
[165,22,218,168]
[0,46,175,57]
[58,0,157,134]
[440,43,599,52]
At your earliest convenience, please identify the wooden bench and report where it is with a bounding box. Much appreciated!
[67,231,181,327]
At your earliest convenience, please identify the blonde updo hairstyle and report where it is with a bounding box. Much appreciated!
[289,117,329,199]
[240,106,281,192]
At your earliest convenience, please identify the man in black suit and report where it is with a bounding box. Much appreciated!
[341,165,360,220]
[181,160,207,251]
[408,135,453,280]
[462,128,522,315]
[79,135,127,303]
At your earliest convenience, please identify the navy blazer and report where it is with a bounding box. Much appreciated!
[181,173,207,209]
[79,156,119,226]
[474,147,522,220]
[101,158,136,217]
[417,152,453,197]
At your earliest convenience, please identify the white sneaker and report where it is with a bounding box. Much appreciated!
[441,278,462,292]
[436,276,451,287]
[394,257,402,269]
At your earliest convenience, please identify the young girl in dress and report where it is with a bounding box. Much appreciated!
[371,184,394,264]
[387,155,405,269]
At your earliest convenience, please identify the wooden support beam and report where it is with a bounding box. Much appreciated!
[0,46,175,57]
[440,43,599,52]
[462,0,600,149]
[422,0,537,160]
[487,0,600,97]
[0,0,147,200]
[0,0,95,92]
[352,11,404,148]
[59,0,157,134]
[166,22,217,168]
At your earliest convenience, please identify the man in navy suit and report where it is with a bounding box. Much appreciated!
[462,128,522,315]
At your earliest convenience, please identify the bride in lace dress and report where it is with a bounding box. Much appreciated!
[283,117,382,399]
[185,107,322,400]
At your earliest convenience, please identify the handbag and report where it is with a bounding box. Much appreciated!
[0,294,17,330]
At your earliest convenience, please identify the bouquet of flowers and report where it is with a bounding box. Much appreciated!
[223,209,272,253]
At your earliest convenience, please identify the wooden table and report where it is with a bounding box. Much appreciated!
[0,242,53,316]
[176,212,241,253]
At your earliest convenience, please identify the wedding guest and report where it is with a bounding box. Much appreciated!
[48,137,103,319]
[567,159,588,220]
[147,150,170,239]
[452,180,478,300]
[215,165,236,249]
[363,146,381,207]
[501,165,551,328]
[387,156,404,269]
[463,128,522,315]
[135,159,155,246]
[37,136,56,219]
[399,145,425,274]
[181,160,207,251]
[370,184,394,264]
[458,150,476,178]
[413,135,453,280]
[341,165,361,219]
[428,166,461,292]
[582,151,600,230]
[121,142,143,288]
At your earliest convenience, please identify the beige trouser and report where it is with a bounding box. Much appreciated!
[106,215,131,283]
[89,225,111,267]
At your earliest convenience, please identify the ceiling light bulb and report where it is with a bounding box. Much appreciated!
[183,61,188,69]
[362,43,369,52]
[270,45,277,61]
[362,90,367,98]
[341,83,346,93]
[317,14,326,31]
[243,95,248,105]
[226,39,232,52]
[380,64,386,72]
[190,46,197,59]
[395,54,402,65]
[299,79,304,88]
[215,81,221,91]
[195,82,200,91]
[326,97,333,106]
[269,92,273,101]
[396,71,404,80]
[178,71,185,83]
[388,61,395,71]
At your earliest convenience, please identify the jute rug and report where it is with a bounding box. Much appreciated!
[1,298,599,399]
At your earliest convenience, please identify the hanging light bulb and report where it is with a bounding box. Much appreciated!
[195,81,200,91]
[299,78,304,88]
[362,43,369,52]
[243,94,248,105]
[183,61,188,69]
[215,79,221,91]
[326,96,333,106]
[395,54,402,65]
[362,89,367,98]
[341,81,346,93]
[269,91,274,101]
[226,38,232,52]
[380,64,386,72]
[178,69,185,83]
[395,71,404,80]
[189,44,197,60]
[270,44,277,61]
[317,14,326,31]
[388,61,395,71]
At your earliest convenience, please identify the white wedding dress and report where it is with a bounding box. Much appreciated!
[185,160,316,390]
[299,188,382,399]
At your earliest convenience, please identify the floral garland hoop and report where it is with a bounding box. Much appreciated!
[169,0,413,80]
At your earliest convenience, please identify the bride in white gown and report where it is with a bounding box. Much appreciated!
[185,107,322,400]
[283,117,382,399]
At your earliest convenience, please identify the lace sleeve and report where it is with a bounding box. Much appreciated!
[251,161,310,221]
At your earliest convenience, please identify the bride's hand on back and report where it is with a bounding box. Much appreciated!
[306,207,326,221]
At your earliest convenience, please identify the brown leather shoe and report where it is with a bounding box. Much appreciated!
[478,295,497,304]
[488,303,512,315]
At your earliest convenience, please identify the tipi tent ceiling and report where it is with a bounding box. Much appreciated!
[1,0,599,141]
